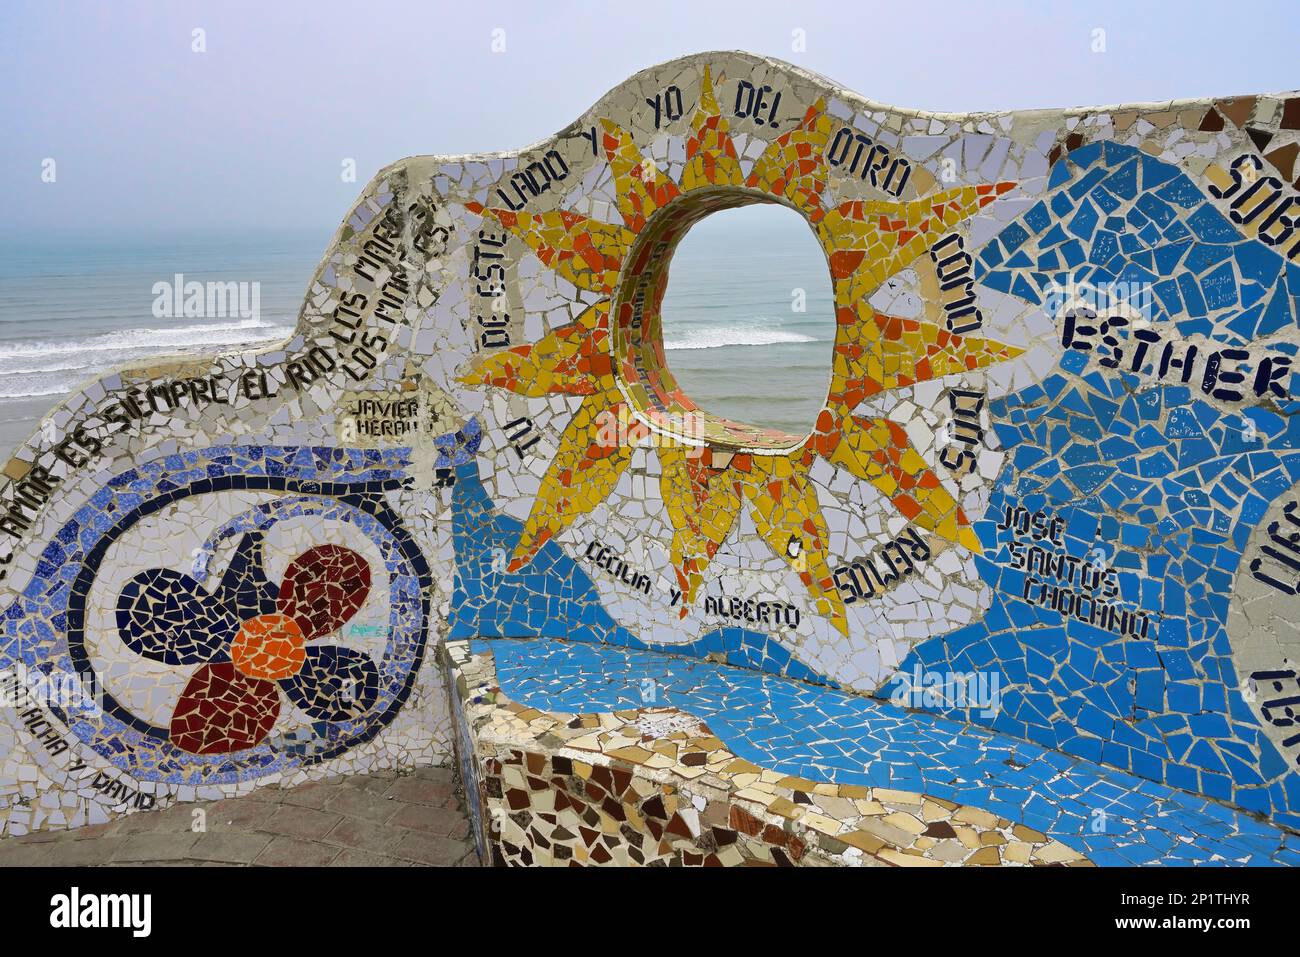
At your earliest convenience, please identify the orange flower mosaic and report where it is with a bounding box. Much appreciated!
[231,613,307,681]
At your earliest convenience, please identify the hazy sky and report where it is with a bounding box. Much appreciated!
[4,0,1298,239]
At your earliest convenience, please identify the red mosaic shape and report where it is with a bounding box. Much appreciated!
[277,545,371,640]
[169,662,280,754]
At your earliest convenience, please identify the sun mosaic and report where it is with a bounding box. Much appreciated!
[6,48,1300,866]
[459,68,1024,636]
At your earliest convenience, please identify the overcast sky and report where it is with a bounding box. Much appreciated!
[3,0,1297,240]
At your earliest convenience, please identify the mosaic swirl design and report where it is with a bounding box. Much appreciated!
[2,446,431,786]
[117,539,379,754]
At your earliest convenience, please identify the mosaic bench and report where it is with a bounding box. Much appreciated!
[3,52,1300,866]
[446,639,1299,866]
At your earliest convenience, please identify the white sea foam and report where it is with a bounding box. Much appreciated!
[0,318,285,361]
[663,324,819,351]
[0,318,291,398]
[0,361,93,376]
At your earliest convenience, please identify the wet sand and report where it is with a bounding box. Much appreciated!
[0,395,58,462]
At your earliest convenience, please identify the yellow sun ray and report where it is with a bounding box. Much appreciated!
[465,204,633,295]
[507,394,633,571]
[601,120,681,232]
[820,415,981,553]
[828,298,1025,410]
[682,66,744,191]
[458,302,614,397]
[745,99,835,221]
[735,455,847,634]
[459,69,1025,637]
[822,183,1017,305]
[659,445,744,611]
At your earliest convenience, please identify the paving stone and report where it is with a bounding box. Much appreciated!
[105,860,193,867]
[323,816,404,853]
[322,787,402,823]
[279,782,337,810]
[387,803,471,839]
[110,833,199,863]
[114,807,192,834]
[0,842,69,866]
[67,821,123,841]
[255,836,341,867]
[384,778,457,806]
[412,767,456,785]
[342,775,396,795]
[264,805,344,841]
[242,787,289,805]
[391,831,475,866]
[201,798,278,831]
[328,848,414,867]
[0,772,478,868]
[190,831,274,865]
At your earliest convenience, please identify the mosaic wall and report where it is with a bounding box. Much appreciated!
[3,53,1300,861]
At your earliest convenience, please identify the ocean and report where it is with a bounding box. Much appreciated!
[0,233,317,459]
[0,212,836,459]
[657,210,836,437]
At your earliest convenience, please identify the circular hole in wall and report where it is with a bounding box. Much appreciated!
[611,192,835,452]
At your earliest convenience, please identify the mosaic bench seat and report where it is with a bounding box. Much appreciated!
[446,638,1299,866]
[5,52,1300,865]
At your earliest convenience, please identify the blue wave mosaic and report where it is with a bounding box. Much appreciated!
[882,144,1300,827]
[482,636,1300,866]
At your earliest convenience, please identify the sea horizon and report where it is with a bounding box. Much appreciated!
[0,212,837,460]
